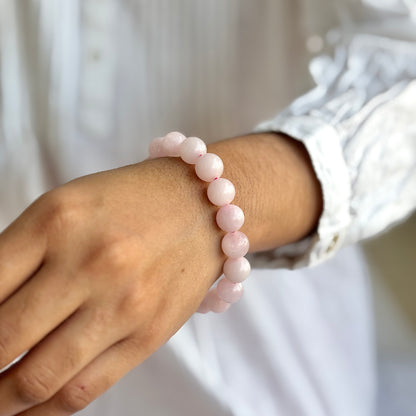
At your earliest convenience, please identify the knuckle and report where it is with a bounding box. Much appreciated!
[58,384,93,413]
[116,283,148,319]
[14,370,56,404]
[100,240,134,271]
[84,238,138,275]
[37,189,80,234]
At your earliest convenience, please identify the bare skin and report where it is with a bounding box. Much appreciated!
[0,132,322,415]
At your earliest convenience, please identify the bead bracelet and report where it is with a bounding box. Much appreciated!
[148,131,251,313]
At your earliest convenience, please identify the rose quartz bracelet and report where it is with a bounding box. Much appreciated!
[148,131,251,313]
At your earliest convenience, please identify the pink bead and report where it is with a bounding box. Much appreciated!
[216,204,244,232]
[180,136,207,164]
[148,137,166,158]
[223,257,251,283]
[207,178,235,206]
[195,153,224,182]
[196,296,211,314]
[197,290,230,313]
[209,293,231,313]
[162,131,186,156]
[221,231,249,258]
[216,278,243,303]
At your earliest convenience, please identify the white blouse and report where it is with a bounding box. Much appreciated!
[0,1,415,415]
[0,0,415,270]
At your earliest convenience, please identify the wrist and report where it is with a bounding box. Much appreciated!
[145,133,253,313]
[207,133,323,252]
[139,156,226,285]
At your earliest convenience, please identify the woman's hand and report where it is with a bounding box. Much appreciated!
[0,132,322,415]
[0,157,224,415]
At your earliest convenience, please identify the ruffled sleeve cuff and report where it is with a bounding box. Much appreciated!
[247,114,352,269]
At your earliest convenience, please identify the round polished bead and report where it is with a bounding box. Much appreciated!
[208,291,231,313]
[196,295,211,314]
[223,257,251,283]
[198,290,230,313]
[148,137,166,158]
[216,204,244,232]
[162,131,186,156]
[216,278,243,303]
[207,178,235,206]
[221,231,249,258]
[195,153,224,182]
[180,136,207,164]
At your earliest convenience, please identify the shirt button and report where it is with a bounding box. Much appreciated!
[89,49,102,61]
[326,234,339,253]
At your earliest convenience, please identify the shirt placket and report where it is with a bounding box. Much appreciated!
[78,0,117,141]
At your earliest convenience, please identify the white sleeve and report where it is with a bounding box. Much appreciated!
[248,0,416,269]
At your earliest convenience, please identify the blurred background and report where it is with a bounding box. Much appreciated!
[363,214,416,416]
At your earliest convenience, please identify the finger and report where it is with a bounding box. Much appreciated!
[0,303,128,416]
[16,336,147,416]
[0,206,46,303]
[0,262,85,372]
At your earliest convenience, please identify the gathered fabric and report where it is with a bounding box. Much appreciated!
[1,1,414,414]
